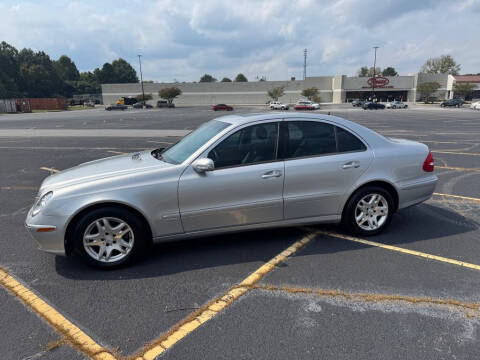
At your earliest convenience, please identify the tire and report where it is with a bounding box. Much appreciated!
[71,206,151,269]
[342,186,394,236]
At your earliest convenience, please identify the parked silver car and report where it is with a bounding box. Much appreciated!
[25,113,437,268]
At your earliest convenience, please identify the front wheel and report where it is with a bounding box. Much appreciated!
[72,206,150,268]
[342,186,394,236]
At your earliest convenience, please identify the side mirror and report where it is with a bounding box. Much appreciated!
[192,158,214,173]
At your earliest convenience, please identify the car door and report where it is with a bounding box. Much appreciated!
[178,121,284,232]
[281,120,373,219]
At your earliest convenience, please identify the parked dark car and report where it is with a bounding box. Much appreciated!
[440,98,464,107]
[105,104,128,111]
[363,102,385,110]
[157,100,175,108]
[212,104,233,111]
[133,102,153,109]
[351,99,365,107]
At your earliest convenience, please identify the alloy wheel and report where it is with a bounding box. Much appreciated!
[354,194,389,231]
[83,217,135,263]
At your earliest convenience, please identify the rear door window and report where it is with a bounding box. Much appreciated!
[336,126,367,152]
[283,121,337,158]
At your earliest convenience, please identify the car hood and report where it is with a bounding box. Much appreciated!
[40,150,172,191]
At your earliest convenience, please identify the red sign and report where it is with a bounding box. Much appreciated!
[367,76,389,87]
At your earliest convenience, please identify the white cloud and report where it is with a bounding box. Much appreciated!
[0,0,478,81]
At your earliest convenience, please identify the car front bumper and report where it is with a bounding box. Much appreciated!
[25,210,69,255]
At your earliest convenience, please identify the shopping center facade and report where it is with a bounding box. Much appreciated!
[102,73,479,106]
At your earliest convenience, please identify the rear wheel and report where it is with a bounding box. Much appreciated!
[342,186,394,236]
[72,206,150,268]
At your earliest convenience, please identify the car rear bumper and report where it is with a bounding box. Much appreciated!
[397,175,438,209]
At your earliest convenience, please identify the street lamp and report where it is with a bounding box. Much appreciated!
[372,46,379,101]
[137,54,145,107]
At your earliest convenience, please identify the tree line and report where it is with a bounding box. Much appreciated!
[0,41,138,99]
[199,73,249,82]
[357,55,464,77]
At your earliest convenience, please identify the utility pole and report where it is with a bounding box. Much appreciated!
[303,49,307,80]
[137,54,145,106]
[372,46,379,101]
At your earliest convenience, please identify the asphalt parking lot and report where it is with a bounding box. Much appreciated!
[1,105,479,360]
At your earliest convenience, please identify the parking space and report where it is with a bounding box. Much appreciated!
[1,106,479,359]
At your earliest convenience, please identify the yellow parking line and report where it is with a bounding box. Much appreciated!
[436,165,480,172]
[0,267,115,360]
[40,166,60,173]
[433,150,480,156]
[107,150,127,155]
[421,141,458,144]
[133,230,319,360]
[313,230,480,271]
[1,186,38,190]
[433,192,480,203]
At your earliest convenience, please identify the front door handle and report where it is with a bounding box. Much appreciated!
[342,161,360,169]
[262,170,282,179]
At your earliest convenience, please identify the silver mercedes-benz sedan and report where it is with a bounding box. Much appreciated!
[25,113,437,268]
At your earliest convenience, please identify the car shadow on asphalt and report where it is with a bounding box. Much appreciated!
[310,202,478,248]
[54,227,305,280]
[55,203,476,280]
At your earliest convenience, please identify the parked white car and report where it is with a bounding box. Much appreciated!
[470,100,480,110]
[386,101,408,109]
[269,101,289,110]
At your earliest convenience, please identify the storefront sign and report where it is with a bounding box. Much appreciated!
[362,76,393,88]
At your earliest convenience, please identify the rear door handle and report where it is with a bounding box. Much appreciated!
[342,161,360,169]
[262,170,282,179]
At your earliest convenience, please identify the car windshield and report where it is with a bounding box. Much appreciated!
[160,120,231,164]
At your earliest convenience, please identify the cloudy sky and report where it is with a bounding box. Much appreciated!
[1,0,479,82]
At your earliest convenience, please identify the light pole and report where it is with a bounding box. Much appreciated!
[303,48,307,80]
[137,54,145,106]
[372,46,379,101]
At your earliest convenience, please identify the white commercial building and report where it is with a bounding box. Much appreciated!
[102,73,462,106]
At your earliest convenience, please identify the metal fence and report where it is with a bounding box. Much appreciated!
[0,99,17,113]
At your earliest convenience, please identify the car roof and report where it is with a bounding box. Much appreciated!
[213,112,388,147]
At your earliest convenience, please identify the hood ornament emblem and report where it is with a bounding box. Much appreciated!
[131,153,141,161]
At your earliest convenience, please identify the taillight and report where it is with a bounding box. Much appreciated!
[423,151,434,172]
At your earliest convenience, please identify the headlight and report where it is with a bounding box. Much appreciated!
[31,191,53,217]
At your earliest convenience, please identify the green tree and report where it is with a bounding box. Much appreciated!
[17,48,64,97]
[453,83,476,99]
[94,63,115,84]
[94,59,138,84]
[234,73,248,82]
[382,67,398,76]
[302,87,319,100]
[200,74,217,82]
[0,41,21,98]
[221,77,232,82]
[135,93,153,102]
[420,55,460,75]
[73,71,100,94]
[158,87,182,104]
[111,58,138,83]
[417,82,441,103]
[267,86,285,101]
[54,55,79,81]
[357,66,382,77]
[357,66,369,77]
